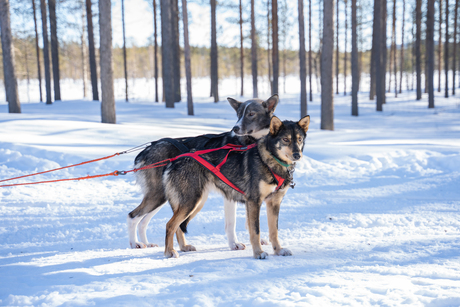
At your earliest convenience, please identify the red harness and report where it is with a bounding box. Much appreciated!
[168,143,285,195]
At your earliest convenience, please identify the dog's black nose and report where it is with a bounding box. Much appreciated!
[233,126,240,133]
[293,153,301,160]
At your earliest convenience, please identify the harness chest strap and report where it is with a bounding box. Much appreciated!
[171,143,285,195]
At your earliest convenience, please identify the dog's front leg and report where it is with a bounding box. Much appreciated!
[224,199,246,250]
[266,194,292,256]
[246,201,268,259]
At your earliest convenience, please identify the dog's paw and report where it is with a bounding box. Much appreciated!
[230,242,246,250]
[275,248,292,256]
[260,238,269,245]
[130,241,147,249]
[164,249,180,258]
[145,243,159,248]
[253,251,269,259]
[181,245,196,252]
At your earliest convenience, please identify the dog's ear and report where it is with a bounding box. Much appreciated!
[227,97,242,112]
[269,116,284,135]
[298,115,310,133]
[263,94,279,114]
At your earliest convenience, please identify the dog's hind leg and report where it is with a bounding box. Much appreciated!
[224,199,246,250]
[138,204,166,247]
[175,189,209,252]
[127,214,146,249]
[127,192,166,249]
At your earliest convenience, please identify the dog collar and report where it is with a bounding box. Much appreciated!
[271,154,292,168]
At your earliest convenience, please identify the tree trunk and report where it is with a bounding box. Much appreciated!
[99,0,116,123]
[392,0,397,97]
[438,0,443,92]
[210,0,219,102]
[239,0,244,97]
[251,0,258,97]
[374,0,384,111]
[40,0,52,104]
[161,0,174,107]
[86,0,99,101]
[370,0,378,100]
[416,0,422,100]
[153,0,159,102]
[32,0,43,102]
[81,3,88,98]
[344,0,348,95]
[351,0,358,116]
[309,0,312,101]
[445,0,449,97]
[48,0,61,101]
[272,0,279,95]
[122,0,128,102]
[321,0,334,130]
[182,0,193,115]
[172,0,181,102]
[0,0,20,113]
[427,0,435,108]
[399,0,405,94]
[267,0,272,94]
[380,0,387,105]
[298,0,307,117]
[452,0,458,95]
[23,37,31,103]
[335,0,339,94]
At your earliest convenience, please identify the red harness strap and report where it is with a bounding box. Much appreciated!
[169,143,285,195]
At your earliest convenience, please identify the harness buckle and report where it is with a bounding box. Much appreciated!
[117,171,128,176]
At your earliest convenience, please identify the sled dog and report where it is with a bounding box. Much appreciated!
[162,115,310,259]
[128,95,279,250]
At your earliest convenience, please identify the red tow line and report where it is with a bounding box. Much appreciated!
[0,143,269,195]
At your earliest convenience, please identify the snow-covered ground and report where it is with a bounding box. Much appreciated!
[1,85,460,306]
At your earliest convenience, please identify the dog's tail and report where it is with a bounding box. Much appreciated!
[179,217,190,234]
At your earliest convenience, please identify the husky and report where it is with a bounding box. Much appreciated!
[162,115,310,259]
[128,95,279,250]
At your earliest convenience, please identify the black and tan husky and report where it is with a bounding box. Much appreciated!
[128,95,279,250]
[162,115,310,259]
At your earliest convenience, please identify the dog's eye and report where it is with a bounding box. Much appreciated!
[248,112,255,117]
[298,137,303,143]
[283,138,290,143]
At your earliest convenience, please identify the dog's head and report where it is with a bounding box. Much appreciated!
[227,94,279,140]
[266,115,310,165]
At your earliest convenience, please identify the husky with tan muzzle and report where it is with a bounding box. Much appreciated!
[162,115,310,259]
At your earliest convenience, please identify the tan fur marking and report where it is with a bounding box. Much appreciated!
[246,201,265,258]
[269,116,283,135]
[259,180,277,201]
[298,115,310,132]
[265,194,284,254]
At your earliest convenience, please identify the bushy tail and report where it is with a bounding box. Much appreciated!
[179,217,190,234]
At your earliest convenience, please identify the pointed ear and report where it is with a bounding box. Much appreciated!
[262,94,279,114]
[227,97,242,112]
[269,116,284,135]
[298,115,310,133]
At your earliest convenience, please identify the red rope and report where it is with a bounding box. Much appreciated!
[0,153,119,184]
[0,143,256,188]
[0,171,119,187]
[0,143,152,188]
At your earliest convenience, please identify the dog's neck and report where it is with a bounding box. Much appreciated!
[257,137,293,180]
[236,134,258,145]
